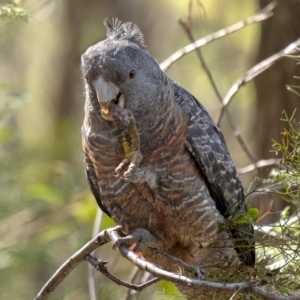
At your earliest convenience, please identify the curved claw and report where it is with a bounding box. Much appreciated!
[124,164,138,177]
[115,164,124,174]
[112,228,160,253]
[115,159,129,174]
[111,105,143,180]
[195,266,209,280]
[115,149,143,180]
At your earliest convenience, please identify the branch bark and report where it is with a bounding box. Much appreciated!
[216,37,300,125]
[238,158,281,175]
[35,227,113,300]
[86,254,159,291]
[159,1,277,72]
[35,226,300,300]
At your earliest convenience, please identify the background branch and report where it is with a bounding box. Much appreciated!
[122,266,140,300]
[88,208,103,300]
[238,158,281,175]
[216,38,300,125]
[160,1,277,72]
[86,254,159,291]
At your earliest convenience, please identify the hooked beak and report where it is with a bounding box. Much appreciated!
[93,76,124,121]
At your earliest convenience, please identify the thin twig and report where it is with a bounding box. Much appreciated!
[195,0,210,30]
[122,267,155,300]
[222,111,256,162]
[254,224,292,243]
[122,267,142,300]
[216,37,300,125]
[246,184,284,199]
[160,1,277,72]
[88,208,103,300]
[178,19,223,102]
[229,287,241,300]
[122,266,140,300]
[238,158,281,175]
[244,292,251,300]
[123,271,155,300]
[187,0,192,30]
[127,266,140,284]
[86,254,159,291]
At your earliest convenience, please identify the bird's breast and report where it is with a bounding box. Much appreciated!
[83,110,220,252]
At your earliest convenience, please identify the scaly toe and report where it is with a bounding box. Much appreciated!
[112,228,160,253]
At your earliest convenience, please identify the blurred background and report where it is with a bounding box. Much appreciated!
[1,0,300,299]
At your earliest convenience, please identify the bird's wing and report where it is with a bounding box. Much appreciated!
[174,83,255,266]
[83,139,111,218]
[174,83,244,218]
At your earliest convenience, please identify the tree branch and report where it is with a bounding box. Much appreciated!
[160,1,277,72]
[35,227,114,300]
[86,254,159,291]
[216,38,300,125]
[107,229,300,300]
[178,19,223,103]
[35,226,300,300]
[238,158,281,175]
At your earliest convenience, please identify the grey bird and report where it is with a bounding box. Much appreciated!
[81,19,255,299]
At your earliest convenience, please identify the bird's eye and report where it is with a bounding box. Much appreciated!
[129,70,135,79]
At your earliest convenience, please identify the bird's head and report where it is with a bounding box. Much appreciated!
[81,19,164,121]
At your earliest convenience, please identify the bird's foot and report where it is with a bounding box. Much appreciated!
[113,228,161,253]
[122,164,145,182]
[194,266,209,279]
[115,127,143,179]
[115,145,143,178]
[110,103,144,179]
[117,164,157,190]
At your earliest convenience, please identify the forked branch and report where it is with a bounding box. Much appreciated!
[35,226,300,300]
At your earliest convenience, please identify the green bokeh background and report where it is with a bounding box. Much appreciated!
[0,1,261,299]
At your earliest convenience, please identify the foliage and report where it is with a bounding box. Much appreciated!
[0,86,92,299]
[157,281,185,299]
[254,109,300,296]
[1,1,298,299]
[287,54,300,97]
[0,2,28,21]
[271,110,300,203]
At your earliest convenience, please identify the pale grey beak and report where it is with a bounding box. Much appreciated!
[92,76,124,121]
[93,76,119,104]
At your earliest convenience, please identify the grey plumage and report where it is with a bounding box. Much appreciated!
[81,19,255,299]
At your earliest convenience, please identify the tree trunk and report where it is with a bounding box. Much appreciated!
[253,0,300,221]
